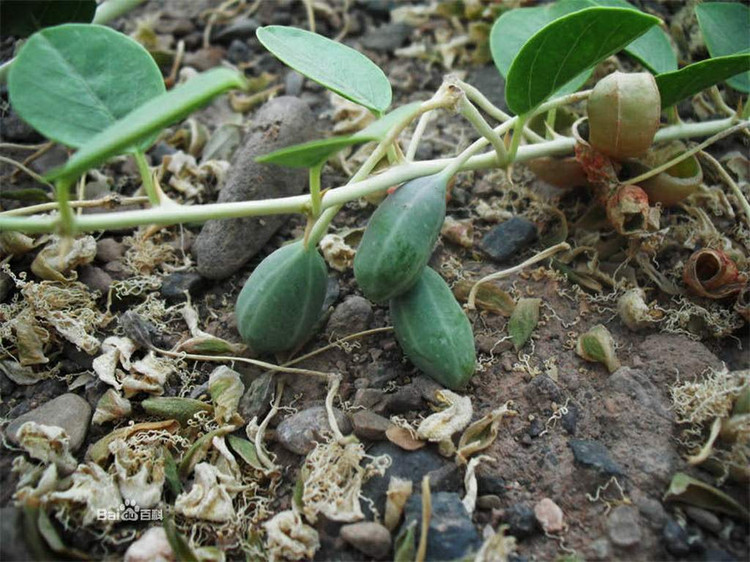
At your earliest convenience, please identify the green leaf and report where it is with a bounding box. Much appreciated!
[164,517,199,562]
[8,24,165,149]
[508,297,541,351]
[257,100,421,168]
[505,7,659,115]
[490,0,594,97]
[46,68,246,182]
[227,435,265,472]
[656,54,750,108]
[596,0,676,73]
[696,2,750,93]
[256,25,391,113]
[0,0,95,37]
[664,472,749,521]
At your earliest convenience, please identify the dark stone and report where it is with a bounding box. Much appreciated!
[192,97,317,279]
[524,374,562,405]
[402,492,482,560]
[0,272,13,302]
[211,17,260,44]
[360,22,412,52]
[426,463,462,493]
[276,406,352,455]
[663,518,690,557]
[476,474,506,496]
[95,238,124,263]
[466,65,509,114]
[354,0,393,17]
[226,39,253,64]
[528,418,544,438]
[378,382,423,415]
[503,503,539,539]
[701,547,737,562]
[351,410,390,441]
[160,272,207,302]
[561,403,578,435]
[149,141,177,164]
[326,296,373,337]
[361,442,447,518]
[569,439,624,476]
[78,265,112,295]
[238,371,275,422]
[0,113,43,143]
[0,371,14,396]
[0,507,34,561]
[479,217,538,263]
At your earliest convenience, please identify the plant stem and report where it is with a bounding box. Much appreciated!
[0,117,742,235]
[699,150,750,226]
[507,114,527,163]
[406,110,433,161]
[458,95,507,165]
[1,195,150,217]
[133,150,159,206]
[92,0,148,24]
[308,163,323,217]
[54,179,75,235]
[0,59,12,84]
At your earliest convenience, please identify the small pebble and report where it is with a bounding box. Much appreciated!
[503,503,539,538]
[96,238,124,263]
[340,522,392,560]
[568,439,624,476]
[326,296,373,337]
[351,410,391,441]
[534,497,564,533]
[276,406,351,455]
[360,22,412,52]
[479,217,537,263]
[685,506,722,535]
[160,272,206,302]
[663,518,690,557]
[78,265,112,294]
[606,505,642,548]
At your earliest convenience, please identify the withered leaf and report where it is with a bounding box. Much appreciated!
[509,298,541,351]
[453,280,515,316]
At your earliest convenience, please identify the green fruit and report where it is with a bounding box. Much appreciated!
[390,267,476,390]
[354,173,447,303]
[236,240,327,353]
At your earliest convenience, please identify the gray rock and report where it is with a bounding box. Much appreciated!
[0,271,14,302]
[354,388,386,410]
[633,493,666,528]
[285,71,304,97]
[663,518,690,556]
[479,217,538,263]
[238,372,275,421]
[685,506,722,535]
[568,439,624,476]
[0,113,43,143]
[160,272,207,302]
[503,503,539,538]
[95,238,124,263]
[340,522,392,559]
[361,442,448,517]
[276,406,351,455]
[606,505,642,548]
[212,17,260,44]
[78,265,113,294]
[402,492,482,560]
[524,374,563,405]
[588,537,611,560]
[351,410,391,441]
[561,402,578,435]
[0,507,34,561]
[477,474,506,496]
[360,22,412,52]
[6,393,91,452]
[427,463,462,493]
[193,96,316,279]
[226,39,253,65]
[326,296,373,337]
[466,65,508,114]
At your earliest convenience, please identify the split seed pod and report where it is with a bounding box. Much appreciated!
[576,324,620,373]
[587,71,661,160]
[683,248,743,299]
[605,184,660,235]
[620,152,703,207]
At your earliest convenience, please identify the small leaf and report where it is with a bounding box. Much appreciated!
[87,419,179,465]
[257,25,391,113]
[505,7,659,115]
[141,397,213,426]
[1,0,95,38]
[257,101,421,168]
[576,324,620,372]
[164,516,199,562]
[457,402,516,464]
[453,280,515,316]
[508,297,541,351]
[0,188,51,202]
[696,2,750,93]
[656,54,750,108]
[47,68,247,182]
[178,426,233,478]
[163,448,182,496]
[201,122,242,163]
[394,520,417,562]
[227,435,265,472]
[664,472,749,521]
[9,24,165,149]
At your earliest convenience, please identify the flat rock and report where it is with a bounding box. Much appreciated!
[568,439,624,477]
[340,522,392,559]
[606,505,642,548]
[276,406,351,455]
[534,497,564,533]
[360,22,412,52]
[6,393,91,452]
[326,296,373,337]
[351,410,391,441]
[193,96,316,279]
[0,507,34,561]
[503,503,539,538]
[479,217,537,263]
[402,492,482,560]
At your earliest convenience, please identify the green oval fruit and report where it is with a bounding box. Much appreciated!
[354,173,448,303]
[236,240,327,353]
[390,267,476,390]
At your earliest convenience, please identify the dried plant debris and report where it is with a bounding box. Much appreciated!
[417,390,473,443]
[17,422,78,475]
[30,235,97,282]
[208,366,244,424]
[457,402,516,464]
[93,389,133,425]
[576,324,620,373]
[93,336,177,396]
[385,476,413,531]
[264,509,319,562]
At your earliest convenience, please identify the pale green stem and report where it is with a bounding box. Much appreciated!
[545,108,557,140]
[92,0,148,24]
[0,59,12,84]
[54,179,75,235]
[308,163,323,217]
[133,150,159,206]
[458,95,507,166]
[507,114,528,163]
[406,109,433,161]
[0,117,741,235]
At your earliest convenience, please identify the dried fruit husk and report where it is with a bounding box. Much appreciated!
[605,184,660,235]
[683,249,744,299]
[620,153,703,207]
[526,156,590,190]
[587,72,661,160]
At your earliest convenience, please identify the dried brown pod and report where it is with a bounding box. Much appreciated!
[572,118,620,189]
[605,184,660,235]
[620,154,703,207]
[683,249,744,299]
[587,71,661,160]
[525,156,590,189]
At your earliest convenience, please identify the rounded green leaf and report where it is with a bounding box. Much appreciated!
[257,25,391,114]
[47,68,246,182]
[0,0,95,38]
[256,101,421,168]
[656,54,750,109]
[8,24,165,149]
[505,7,659,115]
[696,2,750,93]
